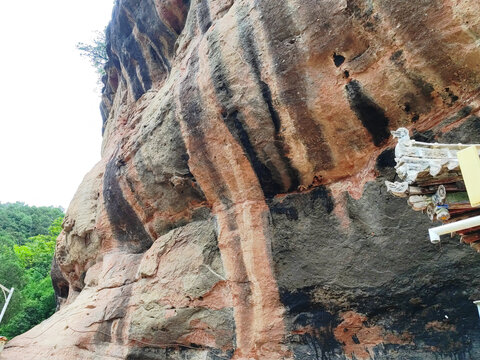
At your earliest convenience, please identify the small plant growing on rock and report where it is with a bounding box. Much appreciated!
[76,29,108,83]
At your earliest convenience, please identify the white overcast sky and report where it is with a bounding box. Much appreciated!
[0,0,114,210]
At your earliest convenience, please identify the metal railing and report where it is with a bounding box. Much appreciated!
[0,284,14,325]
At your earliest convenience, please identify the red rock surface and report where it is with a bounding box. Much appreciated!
[333,311,412,359]
[3,0,480,359]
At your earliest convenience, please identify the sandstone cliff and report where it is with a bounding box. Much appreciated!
[3,0,480,359]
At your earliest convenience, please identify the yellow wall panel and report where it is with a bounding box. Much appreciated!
[457,146,480,207]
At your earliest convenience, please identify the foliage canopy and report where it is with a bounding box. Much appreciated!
[0,203,63,339]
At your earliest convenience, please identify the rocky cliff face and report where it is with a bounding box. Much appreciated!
[3,0,480,359]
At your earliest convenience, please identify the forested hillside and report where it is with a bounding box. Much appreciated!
[0,203,63,338]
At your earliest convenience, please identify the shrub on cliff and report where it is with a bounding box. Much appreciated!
[76,29,108,82]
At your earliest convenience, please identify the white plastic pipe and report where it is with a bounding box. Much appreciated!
[474,300,480,319]
[429,215,480,244]
[0,288,14,325]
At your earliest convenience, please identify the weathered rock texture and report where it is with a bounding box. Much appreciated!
[3,0,480,359]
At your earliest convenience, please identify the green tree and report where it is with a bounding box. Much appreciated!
[76,29,108,81]
[0,245,25,326]
[0,202,63,245]
[0,205,64,339]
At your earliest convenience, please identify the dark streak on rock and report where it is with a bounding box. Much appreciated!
[280,287,341,359]
[412,129,435,143]
[390,50,404,64]
[178,48,240,234]
[207,30,284,198]
[389,49,434,115]
[345,80,390,146]
[311,186,335,214]
[376,148,395,169]
[110,7,152,100]
[255,0,334,173]
[411,75,434,101]
[236,21,281,132]
[178,47,231,206]
[270,206,299,221]
[51,257,69,309]
[103,155,153,253]
[197,0,212,34]
[280,287,313,313]
[268,186,334,230]
[439,115,480,144]
[439,106,472,129]
[352,284,478,355]
[95,320,113,344]
[179,50,254,338]
[124,0,177,56]
[102,0,187,124]
[237,8,300,192]
[179,52,254,340]
[123,0,176,66]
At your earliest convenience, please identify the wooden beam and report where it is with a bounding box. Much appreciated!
[461,233,480,244]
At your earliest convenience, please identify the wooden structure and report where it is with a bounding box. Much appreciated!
[0,284,14,325]
[386,128,480,249]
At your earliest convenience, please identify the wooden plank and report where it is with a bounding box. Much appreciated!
[417,175,464,186]
[461,233,480,244]
[448,208,480,215]
[447,210,480,222]
[457,225,480,235]
[409,183,466,195]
